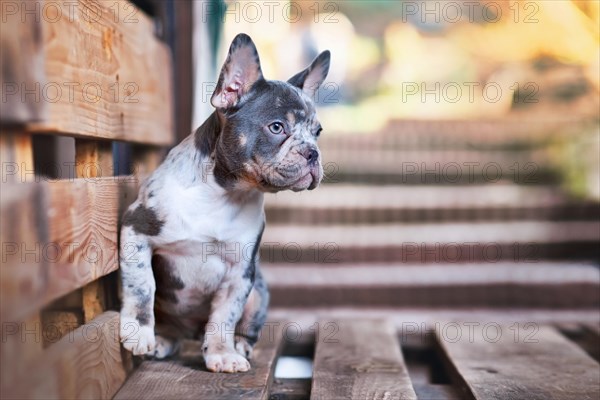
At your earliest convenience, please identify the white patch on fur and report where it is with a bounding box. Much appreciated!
[205,350,250,373]
[121,317,156,355]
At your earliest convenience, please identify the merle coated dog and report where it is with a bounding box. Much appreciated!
[119,34,330,373]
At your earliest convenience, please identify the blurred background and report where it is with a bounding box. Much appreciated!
[1,0,599,397]
[190,0,600,324]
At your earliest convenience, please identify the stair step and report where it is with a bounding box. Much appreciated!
[263,221,600,246]
[267,204,599,224]
[265,185,599,223]
[322,149,544,173]
[317,148,561,184]
[267,308,600,330]
[263,263,600,309]
[321,170,560,185]
[259,221,600,263]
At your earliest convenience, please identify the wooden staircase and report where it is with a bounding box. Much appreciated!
[262,121,600,315]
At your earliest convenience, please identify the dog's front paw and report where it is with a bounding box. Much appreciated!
[120,316,156,355]
[204,349,251,373]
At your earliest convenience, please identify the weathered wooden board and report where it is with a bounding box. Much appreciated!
[0,313,44,397]
[0,181,49,321]
[413,384,463,400]
[114,322,285,400]
[437,324,600,399]
[0,130,45,393]
[310,319,417,400]
[0,0,46,123]
[1,177,138,322]
[75,139,113,322]
[2,311,126,399]
[0,131,35,182]
[270,378,312,400]
[557,323,600,363]
[12,0,174,145]
[41,310,83,348]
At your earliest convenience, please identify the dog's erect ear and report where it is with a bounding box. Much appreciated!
[211,34,264,109]
[288,50,331,99]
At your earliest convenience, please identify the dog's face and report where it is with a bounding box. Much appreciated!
[211,34,330,192]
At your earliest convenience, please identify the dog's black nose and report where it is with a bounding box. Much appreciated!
[304,148,319,164]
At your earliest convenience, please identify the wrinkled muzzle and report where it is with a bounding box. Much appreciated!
[254,148,322,192]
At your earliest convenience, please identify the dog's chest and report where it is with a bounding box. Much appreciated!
[155,177,264,242]
[151,180,264,315]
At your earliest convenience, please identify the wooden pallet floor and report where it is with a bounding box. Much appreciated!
[114,319,600,399]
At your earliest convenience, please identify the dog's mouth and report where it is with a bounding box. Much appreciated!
[258,165,321,192]
[290,171,316,192]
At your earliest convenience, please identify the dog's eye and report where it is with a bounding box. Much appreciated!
[268,122,284,135]
[315,127,323,137]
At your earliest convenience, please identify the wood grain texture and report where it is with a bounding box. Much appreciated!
[0,313,44,397]
[436,324,600,400]
[76,139,113,322]
[24,0,174,145]
[0,131,35,182]
[413,384,463,400]
[0,131,45,395]
[310,319,417,400]
[114,322,285,400]
[0,181,48,321]
[2,311,127,400]
[0,0,46,123]
[41,310,83,348]
[557,323,600,363]
[270,378,312,400]
[75,139,113,179]
[1,177,137,322]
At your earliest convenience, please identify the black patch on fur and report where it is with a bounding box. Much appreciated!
[237,332,259,346]
[244,223,264,283]
[123,205,164,236]
[228,309,237,325]
[136,309,152,325]
[152,254,185,304]
[132,287,152,303]
[194,112,221,157]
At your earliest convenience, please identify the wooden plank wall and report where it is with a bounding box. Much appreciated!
[0,1,173,398]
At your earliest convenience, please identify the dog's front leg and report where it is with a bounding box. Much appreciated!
[119,226,156,355]
[203,267,253,373]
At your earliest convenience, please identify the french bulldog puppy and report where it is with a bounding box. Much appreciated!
[119,33,330,373]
